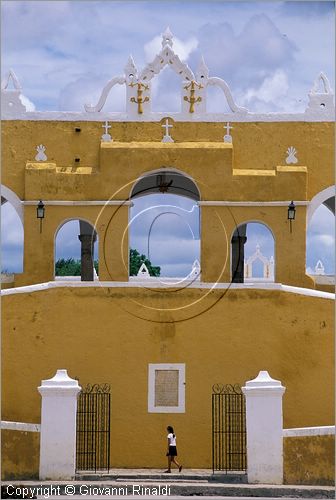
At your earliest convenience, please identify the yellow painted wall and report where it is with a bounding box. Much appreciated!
[1,121,334,201]
[284,435,335,485]
[1,120,334,287]
[2,286,334,468]
[1,430,39,480]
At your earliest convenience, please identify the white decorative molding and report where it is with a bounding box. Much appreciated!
[283,425,335,437]
[23,200,132,206]
[207,76,248,114]
[285,146,298,165]
[148,363,185,413]
[1,421,40,432]
[84,76,126,113]
[199,200,309,206]
[242,371,286,484]
[35,144,47,161]
[2,280,334,300]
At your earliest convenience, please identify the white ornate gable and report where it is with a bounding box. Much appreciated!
[306,72,334,117]
[84,27,248,117]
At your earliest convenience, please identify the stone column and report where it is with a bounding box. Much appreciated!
[231,229,247,283]
[242,371,286,484]
[78,233,96,281]
[38,369,81,480]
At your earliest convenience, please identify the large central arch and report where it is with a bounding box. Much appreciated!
[129,169,200,278]
[130,168,200,201]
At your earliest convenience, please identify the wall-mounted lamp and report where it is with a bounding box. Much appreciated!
[287,200,296,233]
[37,200,45,233]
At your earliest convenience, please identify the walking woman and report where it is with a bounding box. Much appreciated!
[165,425,182,473]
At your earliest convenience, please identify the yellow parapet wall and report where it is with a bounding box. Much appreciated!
[1,285,334,469]
[284,434,335,485]
[1,430,40,480]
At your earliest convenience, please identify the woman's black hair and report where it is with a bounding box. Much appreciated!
[167,425,175,437]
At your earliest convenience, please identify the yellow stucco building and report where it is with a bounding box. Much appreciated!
[1,30,334,480]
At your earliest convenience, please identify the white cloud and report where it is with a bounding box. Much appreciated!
[244,69,289,104]
[144,35,198,62]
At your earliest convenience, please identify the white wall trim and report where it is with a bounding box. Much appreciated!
[148,363,185,413]
[1,185,24,224]
[1,420,40,432]
[24,200,132,206]
[1,280,334,300]
[283,426,335,437]
[199,201,309,207]
[1,111,334,122]
[307,186,335,224]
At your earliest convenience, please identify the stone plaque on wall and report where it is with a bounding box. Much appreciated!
[154,369,179,407]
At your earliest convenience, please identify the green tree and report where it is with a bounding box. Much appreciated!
[55,258,98,276]
[129,249,160,276]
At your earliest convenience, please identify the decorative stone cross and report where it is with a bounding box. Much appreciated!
[161,119,174,143]
[101,121,112,142]
[223,122,233,143]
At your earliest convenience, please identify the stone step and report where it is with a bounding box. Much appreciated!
[2,482,334,499]
[76,471,248,483]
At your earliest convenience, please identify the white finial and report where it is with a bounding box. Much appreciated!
[161,118,174,143]
[311,72,332,94]
[124,55,138,79]
[223,122,233,143]
[101,121,112,142]
[286,146,298,164]
[196,56,209,81]
[315,260,325,275]
[137,263,150,277]
[1,69,22,91]
[35,145,47,162]
[162,27,173,48]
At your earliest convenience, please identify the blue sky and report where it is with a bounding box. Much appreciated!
[1,1,335,277]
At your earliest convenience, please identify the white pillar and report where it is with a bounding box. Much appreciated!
[242,370,286,484]
[38,369,81,480]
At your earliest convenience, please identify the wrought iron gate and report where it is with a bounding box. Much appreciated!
[76,383,111,472]
[212,383,246,473]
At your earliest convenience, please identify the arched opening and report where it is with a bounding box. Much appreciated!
[55,219,98,281]
[1,198,24,276]
[1,186,24,280]
[306,205,335,277]
[306,187,335,278]
[231,222,275,283]
[129,170,200,279]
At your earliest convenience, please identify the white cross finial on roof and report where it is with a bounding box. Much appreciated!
[161,118,174,143]
[101,121,112,142]
[162,27,173,48]
[223,122,233,143]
